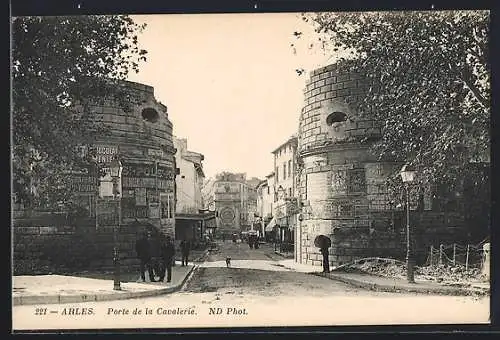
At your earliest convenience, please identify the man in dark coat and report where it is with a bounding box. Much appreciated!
[149,233,162,280]
[135,231,155,282]
[158,236,176,283]
[180,240,190,266]
[320,245,330,273]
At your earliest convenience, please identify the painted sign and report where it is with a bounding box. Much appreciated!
[149,203,160,218]
[96,200,119,227]
[123,206,149,219]
[122,177,174,190]
[147,148,164,158]
[135,187,147,206]
[98,174,122,199]
[306,172,328,201]
[94,145,118,164]
[70,176,98,193]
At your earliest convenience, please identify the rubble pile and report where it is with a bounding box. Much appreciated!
[333,258,405,277]
[333,257,487,284]
[416,265,484,284]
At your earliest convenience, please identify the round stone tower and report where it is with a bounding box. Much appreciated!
[296,64,401,268]
[88,80,176,235]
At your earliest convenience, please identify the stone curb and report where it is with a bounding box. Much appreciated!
[13,265,197,307]
[193,249,210,262]
[274,251,294,259]
[312,272,490,297]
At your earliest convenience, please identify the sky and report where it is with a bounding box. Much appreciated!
[126,13,333,180]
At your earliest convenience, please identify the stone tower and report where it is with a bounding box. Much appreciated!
[296,64,389,267]
[296,64,465,268]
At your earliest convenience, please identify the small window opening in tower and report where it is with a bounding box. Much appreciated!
[141,108,159,123]
[326,112,347,126]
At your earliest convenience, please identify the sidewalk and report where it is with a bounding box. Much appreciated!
[278,259,490,296]
[273,248,295,259]
[318,272,490,296]
[13,260,196,306]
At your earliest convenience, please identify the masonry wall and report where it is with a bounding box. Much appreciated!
[12,217,143,275]
[296,64,465,268]
[13,80,177,274]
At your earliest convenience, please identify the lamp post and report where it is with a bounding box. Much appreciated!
[109,157,123,291]
[400,164,416,283]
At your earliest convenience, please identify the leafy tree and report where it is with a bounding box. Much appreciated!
[12,15,147,209]
[298,10,489,195]
[294,11,490,236]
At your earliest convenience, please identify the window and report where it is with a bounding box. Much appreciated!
[283,163,286,180]
[141,108,159,123]
[275,168,279,183]
[267,186,270,195]
[289,187,292,197]
[288,160,292,178]
[326,112,347,126]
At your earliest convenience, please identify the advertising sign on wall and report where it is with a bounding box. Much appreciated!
[149,203,160,218]
[135,188,147,206]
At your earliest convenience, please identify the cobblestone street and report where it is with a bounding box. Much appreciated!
[12,240,490,330]
[184,241,369,297]
[203,240,284,261]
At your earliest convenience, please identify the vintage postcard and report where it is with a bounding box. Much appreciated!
[11,9,491,331]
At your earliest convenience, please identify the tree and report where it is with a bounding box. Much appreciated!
[12,15,148,209]
[299,10,489,190]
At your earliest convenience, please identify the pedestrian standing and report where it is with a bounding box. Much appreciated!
[180,240,190,266]
[149,233,162,280]
[159,236,176,283]
[135,231,155,282]
[320,245,330,273]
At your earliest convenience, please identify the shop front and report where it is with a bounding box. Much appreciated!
[264,216,277,242]
[275,198,298,253]
[175,211,216,249]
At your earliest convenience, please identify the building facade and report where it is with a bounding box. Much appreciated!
[261,172,277,239]
[245,177,262,231]
[296,63,465,268]
[213,172,246,235]
[174,137,204,214]
[174,136,212,245]
[212,172,263,236]
[256,179,270,236]
[272,136,299,252]
[13,80,177,272]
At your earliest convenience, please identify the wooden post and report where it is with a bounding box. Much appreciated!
[439,244,443,266]
[430,245,434,266]
[465,244,470,272]
[453,243,456,266]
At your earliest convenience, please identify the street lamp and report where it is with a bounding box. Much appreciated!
[110,157,123,291]
[400,164,416,283]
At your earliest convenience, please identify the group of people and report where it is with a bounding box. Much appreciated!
[135,230,191,283]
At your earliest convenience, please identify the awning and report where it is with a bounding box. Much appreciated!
[277,217,288,227]
[265,216,276,231]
